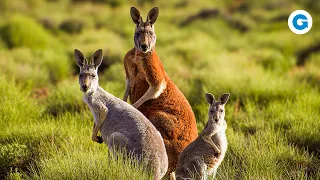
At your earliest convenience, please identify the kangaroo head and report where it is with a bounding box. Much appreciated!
[205,93,230,124]
[74,49,103,94]
[130,7,159,53]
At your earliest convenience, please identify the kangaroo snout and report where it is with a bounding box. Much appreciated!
[81,84,89,91]
[140,43,148,52]
[213,117,219,122]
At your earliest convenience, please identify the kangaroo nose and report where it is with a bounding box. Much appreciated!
[140,44,148,51]
[82,84,88,91]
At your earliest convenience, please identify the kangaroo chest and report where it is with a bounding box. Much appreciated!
[127,58,150,103]
[129,62,146,83]
[83,95,99,124]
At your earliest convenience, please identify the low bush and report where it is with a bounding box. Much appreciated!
[59,19,84,34]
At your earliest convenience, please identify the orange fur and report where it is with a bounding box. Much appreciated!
[124,47,198,173]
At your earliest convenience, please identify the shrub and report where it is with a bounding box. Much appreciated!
[0,15,61,49]
[0,77,39,125]
[6,168,24,180]
[34,49,72,83]
[0,0,44,13]
[59,19,84,34]
[0,143,29,167]
[0,48,72,87]
[253,48,296,73]
[38,17,57,33]
[44,81,87,116]
[70,0,125,7]
[0,37,7,49]
[0,0,10,14]
[24,0,45,8]
[103,0,126,7]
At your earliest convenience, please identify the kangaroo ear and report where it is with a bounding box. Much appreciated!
[131,7,143,25]
[74,49,85,67]
[92,49,103,69]
[219,93,230,105]
[147,7,159,25]
[205,93,216,105]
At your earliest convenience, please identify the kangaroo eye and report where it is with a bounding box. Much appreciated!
[79,74,83,77]
[91,74,96,78]
[220,109,224,113]
[135,32,140,36]
[149,31,153,35]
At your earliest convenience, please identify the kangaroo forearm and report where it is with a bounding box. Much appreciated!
[123,88,130,102]
[150,79,166,99]
[93,102,108,116]
[93,103,108,130]
[92,107,108,142]
[202,136,220,153]
[123,78,130,102]
[92,113,100,142]
[132,81,166,108]
[98,106,108,121]
[210,128,220,137]
[92,122,96,132]
[132,86,156,108]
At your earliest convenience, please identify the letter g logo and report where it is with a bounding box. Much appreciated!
[292,14,308,30]
[288,10,312,35]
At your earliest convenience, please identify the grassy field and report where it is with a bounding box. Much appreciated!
[0,0,320,179]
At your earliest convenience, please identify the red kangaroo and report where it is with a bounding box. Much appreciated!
[123,7,198,177]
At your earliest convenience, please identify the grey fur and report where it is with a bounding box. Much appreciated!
[175,93,230,180]
[74,49,168,180]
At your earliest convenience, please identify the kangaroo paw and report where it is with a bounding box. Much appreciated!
[97,136,103,144]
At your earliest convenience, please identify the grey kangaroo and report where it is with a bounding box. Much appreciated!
[175,93,230,180]
[74,49,168,180]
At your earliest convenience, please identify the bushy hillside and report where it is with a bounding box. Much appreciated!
[0,0,319,179]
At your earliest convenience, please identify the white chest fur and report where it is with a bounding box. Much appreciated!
[84,95,99,125]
